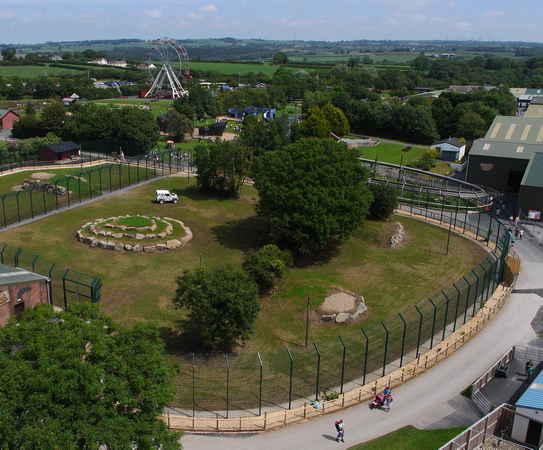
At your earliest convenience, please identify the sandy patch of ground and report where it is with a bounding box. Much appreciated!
[30,172,55,180]
[321,291,358,312]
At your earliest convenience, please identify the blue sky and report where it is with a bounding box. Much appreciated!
[0,0,539,44]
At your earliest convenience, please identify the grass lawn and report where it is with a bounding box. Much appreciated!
[359,142,427,166]
[348,425,466,450]
[0,172,489,354]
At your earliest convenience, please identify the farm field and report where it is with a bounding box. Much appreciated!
[0,64,79,78]
[0,171,489,353]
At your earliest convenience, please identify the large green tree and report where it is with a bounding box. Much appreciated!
[172,264,260,351]
[252,138,373,253]
[193,138,253,198]
[0,303,181,450]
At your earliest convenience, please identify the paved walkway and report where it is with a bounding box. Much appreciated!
[182,225,543,450]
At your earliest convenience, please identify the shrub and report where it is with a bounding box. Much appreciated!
[368,184,398,220]
[242,244,293,295]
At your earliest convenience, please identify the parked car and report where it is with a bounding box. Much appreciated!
[156,190,178,204]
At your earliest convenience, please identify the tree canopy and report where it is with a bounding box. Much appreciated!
[0,303,181,450]
[252,138,373,253]
[192,138,253,198]
[172,264,261,351]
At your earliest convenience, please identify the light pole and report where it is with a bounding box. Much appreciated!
[238,72,241,86]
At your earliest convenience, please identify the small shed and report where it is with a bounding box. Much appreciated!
[39,141,80,161]
[431,138,466,162]
[0,264,51,327]
[512,369,543,447]
[0,109,20,130]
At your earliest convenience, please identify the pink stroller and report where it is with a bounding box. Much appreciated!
[370,395,385,409]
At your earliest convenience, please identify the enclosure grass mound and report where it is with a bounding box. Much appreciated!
[76,214,192,253]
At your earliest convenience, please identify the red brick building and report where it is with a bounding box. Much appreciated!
[39,141,80,161]
[0,264,51,327]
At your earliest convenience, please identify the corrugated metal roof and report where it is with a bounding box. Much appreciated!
[516,369,543,411]
[485,116,543,145]
[524,105,543,119]
[0,264,48,286]
[521,152,543,188]
[469,139,542,160]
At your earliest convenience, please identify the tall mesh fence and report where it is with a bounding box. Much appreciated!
[0,143,195,229]
[170,206,509,417]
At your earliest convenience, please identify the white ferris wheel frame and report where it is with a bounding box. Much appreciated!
[145,38,189,99]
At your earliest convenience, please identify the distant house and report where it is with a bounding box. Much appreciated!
[0,109,20,130]
[39,141,80,161]
[50,55,62,61]
[62,93,79,106]
[431,137,466,162]
[109,60,127,67]
[88,58,108,65]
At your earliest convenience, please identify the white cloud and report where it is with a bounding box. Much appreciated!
[454,22,470,30]
[188,12,203,20]
[146,10,163,19]
[483,10,505,19]
[200,4,219,14]
[0,11,15,20]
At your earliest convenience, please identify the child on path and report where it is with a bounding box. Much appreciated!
[335,419,345,443]
[385,393,393,412]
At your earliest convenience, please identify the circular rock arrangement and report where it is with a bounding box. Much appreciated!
[76,215,193,253]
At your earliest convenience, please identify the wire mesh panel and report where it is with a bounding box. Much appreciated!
[0,244,101,309]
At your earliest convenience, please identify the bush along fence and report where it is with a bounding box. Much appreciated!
[166,209,512,427]
[0,149,195,230]
[0,242,102,308]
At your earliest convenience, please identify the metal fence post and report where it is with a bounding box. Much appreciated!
[1,195,6,228]
[462,276,471,324]
[381,321,389,377]
[479,262,489,303]
[192,353,195,418]
[441,290,451,340]
[339,335,346,394]
[415,305,423,355]
[287,348,293,409]
[429,298,437,349]
[225,354,229,419]
[453,283,461,332]
[257,352,263,416]
[472,270,481,316]
[361,328,369,385]
[399,313,407,367]
[314,343,321,401]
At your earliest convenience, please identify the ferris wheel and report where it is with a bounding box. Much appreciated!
[145,37,190,99]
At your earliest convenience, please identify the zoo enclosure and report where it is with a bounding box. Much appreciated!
[0,145,195,230]
[169,208,511,418]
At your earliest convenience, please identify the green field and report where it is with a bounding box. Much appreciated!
[359,142,428,165]
[0,64,80,78]
[190,61,290,77]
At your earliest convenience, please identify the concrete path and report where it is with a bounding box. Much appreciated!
[182,227,543,449]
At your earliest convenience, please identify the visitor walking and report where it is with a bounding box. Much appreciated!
[335,419,345,443]
[385,393,393,412]
[526,360,534,377]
